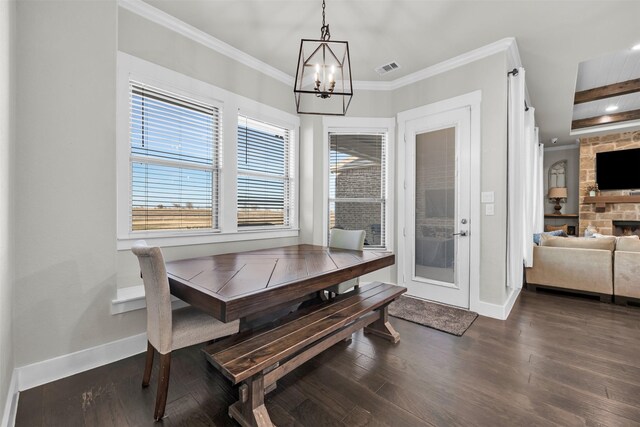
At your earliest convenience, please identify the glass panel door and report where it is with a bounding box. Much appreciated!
[404,105,471,309]
[414,127,455,284]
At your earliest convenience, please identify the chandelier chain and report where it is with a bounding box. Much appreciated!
[320,0,330,41]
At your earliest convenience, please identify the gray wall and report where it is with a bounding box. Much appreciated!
[0,0,15,419]
[13,0,132,367]
[391,53,509,304]
[543,147,579,214]
[13,2,309,368]
[12,2,513,374]
[116,8,304,289]
[305,54,509,304]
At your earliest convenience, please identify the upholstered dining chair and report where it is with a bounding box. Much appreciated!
[131,241,240,421]
[328,229,366,295]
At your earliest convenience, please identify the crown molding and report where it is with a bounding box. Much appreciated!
[355,38,518,91]
[119,0,518,93]
[506,37,522,69]
[118,0,293,86]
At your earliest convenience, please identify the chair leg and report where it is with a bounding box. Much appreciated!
[154,352,171,421]
[142,341,154,388]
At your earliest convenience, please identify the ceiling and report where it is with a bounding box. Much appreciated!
[571,48,640,131]
[142,0,640,146]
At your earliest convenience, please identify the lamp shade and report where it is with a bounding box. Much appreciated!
[548,187,568,199]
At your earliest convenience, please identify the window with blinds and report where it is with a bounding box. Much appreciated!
[129,82,221,232]
[237,115,293,228]
[329,133,387,248]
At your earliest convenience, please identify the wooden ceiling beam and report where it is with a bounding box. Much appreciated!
[574,78,640,104]
[571,108,640,129]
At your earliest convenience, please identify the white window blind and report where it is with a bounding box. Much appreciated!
[329,133,387,248]
[237,115,293,228]
[129,82,221,232]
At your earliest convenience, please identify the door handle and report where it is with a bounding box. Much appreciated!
[452,230,468,237]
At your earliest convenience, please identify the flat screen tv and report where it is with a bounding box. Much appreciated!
[596,148,640,190]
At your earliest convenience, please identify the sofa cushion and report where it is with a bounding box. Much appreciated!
[616,235,640,252]
[539,234,616,251]
[544,224,568,233]
[533,229,567,245]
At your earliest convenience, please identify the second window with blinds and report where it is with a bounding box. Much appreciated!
[237,115,294,229]
[329,132,387,249]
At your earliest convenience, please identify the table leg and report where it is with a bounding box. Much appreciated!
[228,373,274,427]
[364,303,400,344]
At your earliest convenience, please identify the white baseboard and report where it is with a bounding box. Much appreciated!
[16,332,147,392]
[503,286,521,319]
[1,370,18,427]
[474,287,521,320]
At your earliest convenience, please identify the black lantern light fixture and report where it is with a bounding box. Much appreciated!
[293,0,353,115]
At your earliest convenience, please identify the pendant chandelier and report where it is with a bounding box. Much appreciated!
[293,0,353,115]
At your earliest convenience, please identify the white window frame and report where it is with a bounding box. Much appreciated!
[117,52,299,250]
[236,111,297,231]
[322,117,395,251]
[128,81,223,234]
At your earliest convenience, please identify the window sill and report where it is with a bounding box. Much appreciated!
[111,285,188,315]
[117,228,300,250]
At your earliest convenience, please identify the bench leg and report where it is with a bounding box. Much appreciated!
[364,304,400,344]
[228,373,273,427]
[264,363,278,395]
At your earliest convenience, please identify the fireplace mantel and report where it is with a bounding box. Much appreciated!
[583,195,640,212]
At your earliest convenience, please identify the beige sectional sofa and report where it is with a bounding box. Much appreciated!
[613,237,640,303]
[525,234,640,304]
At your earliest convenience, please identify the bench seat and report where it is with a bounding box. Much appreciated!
[204,281,406,427]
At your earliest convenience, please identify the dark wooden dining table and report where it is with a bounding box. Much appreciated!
[165,244,395,323]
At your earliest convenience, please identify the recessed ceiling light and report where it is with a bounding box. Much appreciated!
[605,105,619,112]
[632,43,640,51]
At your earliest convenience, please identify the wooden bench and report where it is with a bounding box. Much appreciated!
[203,281,406,427]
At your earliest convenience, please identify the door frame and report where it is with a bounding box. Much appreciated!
[404,107,471,308]
[397,91,482,311]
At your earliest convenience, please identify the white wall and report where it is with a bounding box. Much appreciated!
[0,0,16,420]
[543,146,579,214]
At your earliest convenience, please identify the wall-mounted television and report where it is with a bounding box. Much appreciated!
[596,148,640,190]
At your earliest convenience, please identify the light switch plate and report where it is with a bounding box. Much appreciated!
[485,204,495,216]
[481,191,494,203]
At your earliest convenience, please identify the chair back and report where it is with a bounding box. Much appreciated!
[131,241,173,354]
[329,229,366,250]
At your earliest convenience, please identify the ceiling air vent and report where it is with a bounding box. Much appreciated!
[375,61,401,76]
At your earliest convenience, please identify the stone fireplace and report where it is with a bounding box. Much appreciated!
[579,131,640,236]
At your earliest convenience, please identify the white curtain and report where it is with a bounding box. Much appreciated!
[507,67,544,282]
[523,108,543,267]
[533,129,544,235]
[507,67,526,289]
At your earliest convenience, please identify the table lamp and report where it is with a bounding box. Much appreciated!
[548,187,568,214]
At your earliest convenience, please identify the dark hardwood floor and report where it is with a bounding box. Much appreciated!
[15,289,640,426]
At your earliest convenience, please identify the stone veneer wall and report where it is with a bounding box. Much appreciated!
[579,130,640,236]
